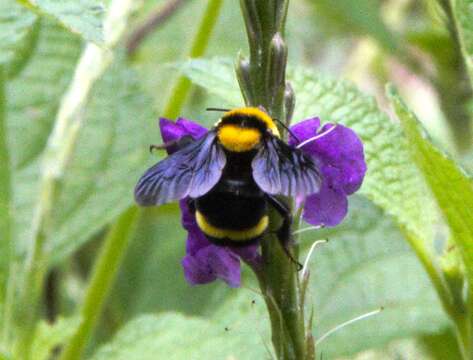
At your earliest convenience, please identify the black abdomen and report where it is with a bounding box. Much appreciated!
[194,150,268,244]
[196,189,267,230]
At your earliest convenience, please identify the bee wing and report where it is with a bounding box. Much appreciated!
[252,135,321,198]
[135,131,226,206]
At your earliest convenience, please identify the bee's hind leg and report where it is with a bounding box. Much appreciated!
[186,198,196,214]
[265,195,303,271]
[149,135,194,153]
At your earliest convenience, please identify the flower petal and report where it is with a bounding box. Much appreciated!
[179,199,259,287]
[179,199,209,255]
[232,244,261,268]
[291,120,366,194]
[311,124,366,194]
[176,118,208,139]
[182,245,241,287]
[303,181,348,227]
[288,117,321,146]
[159,117,207,144]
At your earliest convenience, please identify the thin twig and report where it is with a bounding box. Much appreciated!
[126,0,188,56]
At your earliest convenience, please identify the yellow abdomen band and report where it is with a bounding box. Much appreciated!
[195,211,268,241]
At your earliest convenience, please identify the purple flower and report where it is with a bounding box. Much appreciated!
[157,114,366,287]
[289,118,366,227]
[159,118,260,287]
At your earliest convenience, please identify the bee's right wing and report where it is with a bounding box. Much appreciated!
[134,131,226,206]
[252,135,321,199]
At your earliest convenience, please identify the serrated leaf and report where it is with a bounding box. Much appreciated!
[180,58,439,243]
[8,21,81,257]
[8,22,155,263]
[7,21,81,169]
[19,0,105,44]
[388,86,473,287]
[91,313,269,360]
[451,0,473,84]
[0,1,37,67]
[31,316,82,360]
[49,56,154,262]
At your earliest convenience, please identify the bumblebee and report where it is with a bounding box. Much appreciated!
[134,107,321,254]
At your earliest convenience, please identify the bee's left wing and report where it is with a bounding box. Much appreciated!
[135,131,226,206]
[252,136,321,198]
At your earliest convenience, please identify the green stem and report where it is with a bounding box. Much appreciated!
[0,66,14,350]
[58,207,138,360]
[435,0,473,153]
[401,229,457,317]
[454,313,473,360]
[163,0,224,118]
[260,224,305,360]
[238,1,309,359]
[402,229,473,358]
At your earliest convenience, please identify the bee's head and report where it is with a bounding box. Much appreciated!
[215,107,280,152]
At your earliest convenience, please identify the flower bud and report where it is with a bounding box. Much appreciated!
[268,33,287,111]
[284,82,295,124]
[235,53,255,105]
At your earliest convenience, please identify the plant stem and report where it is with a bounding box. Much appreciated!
[454,313,473,360]
[126,0,188,56]
[238,1,310,359]
[163,0,223,118]
[58,207,138,360]
[401,229,459,316]
[12,1,137,358]
[261,220,306,360]
[0,66,14,351]
[434,0,473,153]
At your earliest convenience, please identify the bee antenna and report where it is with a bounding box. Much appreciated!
[273,118,300,143]
[206,107,231,112]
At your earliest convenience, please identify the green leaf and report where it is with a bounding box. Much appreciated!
[302,197,448,357]
[49,56,154,262]
[8,22,154,263]
[111,205,226,320]
[180,58,439,243]
[18,0,105,44]
[0,1,37,70]
[451,0,473,84]
[8,21,81,257]
[388,86,473,289]
[308,0,398,53]
[7,21,81,169]
[31,316,81,360]
[91,312,269,360]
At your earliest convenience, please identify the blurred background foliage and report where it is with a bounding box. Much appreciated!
[2,0,473,359]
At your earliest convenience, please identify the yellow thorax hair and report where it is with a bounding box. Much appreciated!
[216,107,280,152]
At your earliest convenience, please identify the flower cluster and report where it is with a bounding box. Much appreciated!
[159,116,366,287]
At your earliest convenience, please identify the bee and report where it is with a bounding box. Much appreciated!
[134,107,321,258]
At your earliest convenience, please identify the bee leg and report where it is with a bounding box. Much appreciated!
[149,135,194,153]
[266,195,303,271]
